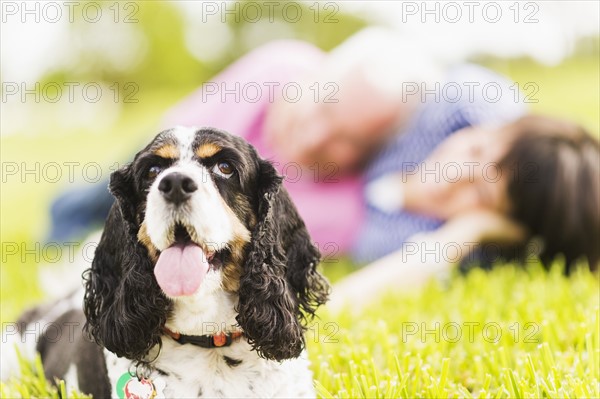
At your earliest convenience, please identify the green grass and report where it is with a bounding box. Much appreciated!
[1,352,90,399]
[2,263,598,398]
[309,262,599,398]
[1,53,598,397]
[480,54,600,138]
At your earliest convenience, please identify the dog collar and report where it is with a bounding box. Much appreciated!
[163,327,243,348]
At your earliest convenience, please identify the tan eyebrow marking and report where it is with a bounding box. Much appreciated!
[154,144,179,159]
[196,142,221,158]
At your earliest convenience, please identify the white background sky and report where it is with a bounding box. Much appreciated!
[1,1,599,84]
[1,1,598,136]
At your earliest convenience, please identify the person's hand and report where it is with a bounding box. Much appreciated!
[439,209,528,244]
[365,172,406,213]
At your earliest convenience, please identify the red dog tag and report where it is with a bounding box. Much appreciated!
[124,378,156,399]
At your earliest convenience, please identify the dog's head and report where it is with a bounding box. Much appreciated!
[83,127,329,362]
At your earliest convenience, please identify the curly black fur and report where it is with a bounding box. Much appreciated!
[83,164,172,361]
[236,159,330,361]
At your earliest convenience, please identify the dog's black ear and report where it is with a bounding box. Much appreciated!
[237,159,330,361]
[108,163,138,226]
[83,164,170,361]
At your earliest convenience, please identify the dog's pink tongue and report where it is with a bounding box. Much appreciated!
[154,244,209,297]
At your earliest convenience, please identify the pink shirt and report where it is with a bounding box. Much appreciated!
[163,40,364,255]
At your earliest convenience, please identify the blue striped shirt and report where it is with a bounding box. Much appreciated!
[353,64,527,263]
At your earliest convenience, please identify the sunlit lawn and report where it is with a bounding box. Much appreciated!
[1,56,598,398]
[309,263,599,398]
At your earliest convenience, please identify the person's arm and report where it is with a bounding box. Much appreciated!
[328,210,526,313]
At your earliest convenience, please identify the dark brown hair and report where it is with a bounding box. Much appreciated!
[499,115,599,272]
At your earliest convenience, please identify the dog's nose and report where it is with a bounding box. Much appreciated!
[158,172,198,205]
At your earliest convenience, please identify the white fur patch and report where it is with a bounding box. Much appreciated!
[144,162,236,252]
[63,364,80,395]
[165,269,239,335]
[105,343,315,398]
[172,125,197,162]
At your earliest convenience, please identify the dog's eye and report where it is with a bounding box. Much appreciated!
[212,162,234,178]
[148,165,162,179]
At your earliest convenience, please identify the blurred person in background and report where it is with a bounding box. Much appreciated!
[353,62,527,263]
[47,25,599,293]
[331,113,600,312]
[47,27,438,255]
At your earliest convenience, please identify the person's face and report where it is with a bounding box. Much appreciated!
[406,126,514,220]
[265,71,405,175]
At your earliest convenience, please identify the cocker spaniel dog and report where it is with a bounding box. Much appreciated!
[2,127,330,398]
